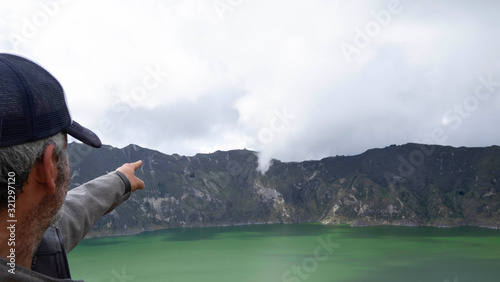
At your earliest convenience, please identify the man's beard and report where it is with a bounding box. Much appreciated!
[47,152,70,225]
[20,152,70,259]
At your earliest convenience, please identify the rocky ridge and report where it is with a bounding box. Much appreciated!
[67,143,500,237]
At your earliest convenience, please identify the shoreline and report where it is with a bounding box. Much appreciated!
[84,220,499,239]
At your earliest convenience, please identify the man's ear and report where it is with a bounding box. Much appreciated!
[35,144,57,195]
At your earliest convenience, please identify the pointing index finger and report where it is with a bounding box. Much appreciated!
[132,160,143,170]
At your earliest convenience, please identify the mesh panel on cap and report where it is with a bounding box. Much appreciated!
[0,59,32,146]
[0,54,71,147]
[20,56,71,138]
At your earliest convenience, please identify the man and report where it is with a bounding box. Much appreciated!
[0,53,145,281]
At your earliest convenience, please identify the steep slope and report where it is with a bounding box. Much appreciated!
[67,143,500,237]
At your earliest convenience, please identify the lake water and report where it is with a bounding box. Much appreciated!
[67,223,500,282]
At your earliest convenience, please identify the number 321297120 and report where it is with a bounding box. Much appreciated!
[7,172,16,214]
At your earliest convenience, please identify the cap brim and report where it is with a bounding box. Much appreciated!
[64,121,102,148]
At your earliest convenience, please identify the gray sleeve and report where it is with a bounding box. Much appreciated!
[56,172,131,252]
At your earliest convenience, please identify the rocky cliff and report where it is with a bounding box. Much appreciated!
[67,143,500,237]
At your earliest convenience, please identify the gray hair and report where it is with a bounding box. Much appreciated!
[0,132,67,208]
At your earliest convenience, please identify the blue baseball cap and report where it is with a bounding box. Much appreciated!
[0,53,101,148]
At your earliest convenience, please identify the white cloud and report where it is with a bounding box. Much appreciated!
[2,0,500,173]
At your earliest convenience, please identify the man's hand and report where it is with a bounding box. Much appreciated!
[116,160,145,192]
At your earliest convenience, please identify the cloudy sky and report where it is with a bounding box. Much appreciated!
[1,0,500,171]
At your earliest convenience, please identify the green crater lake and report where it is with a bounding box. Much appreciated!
[67,223,500,282]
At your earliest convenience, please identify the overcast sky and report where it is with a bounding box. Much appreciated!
[1,0,500,171]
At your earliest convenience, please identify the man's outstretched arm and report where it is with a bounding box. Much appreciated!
[57,160,145,252]
[31,161,145,278]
